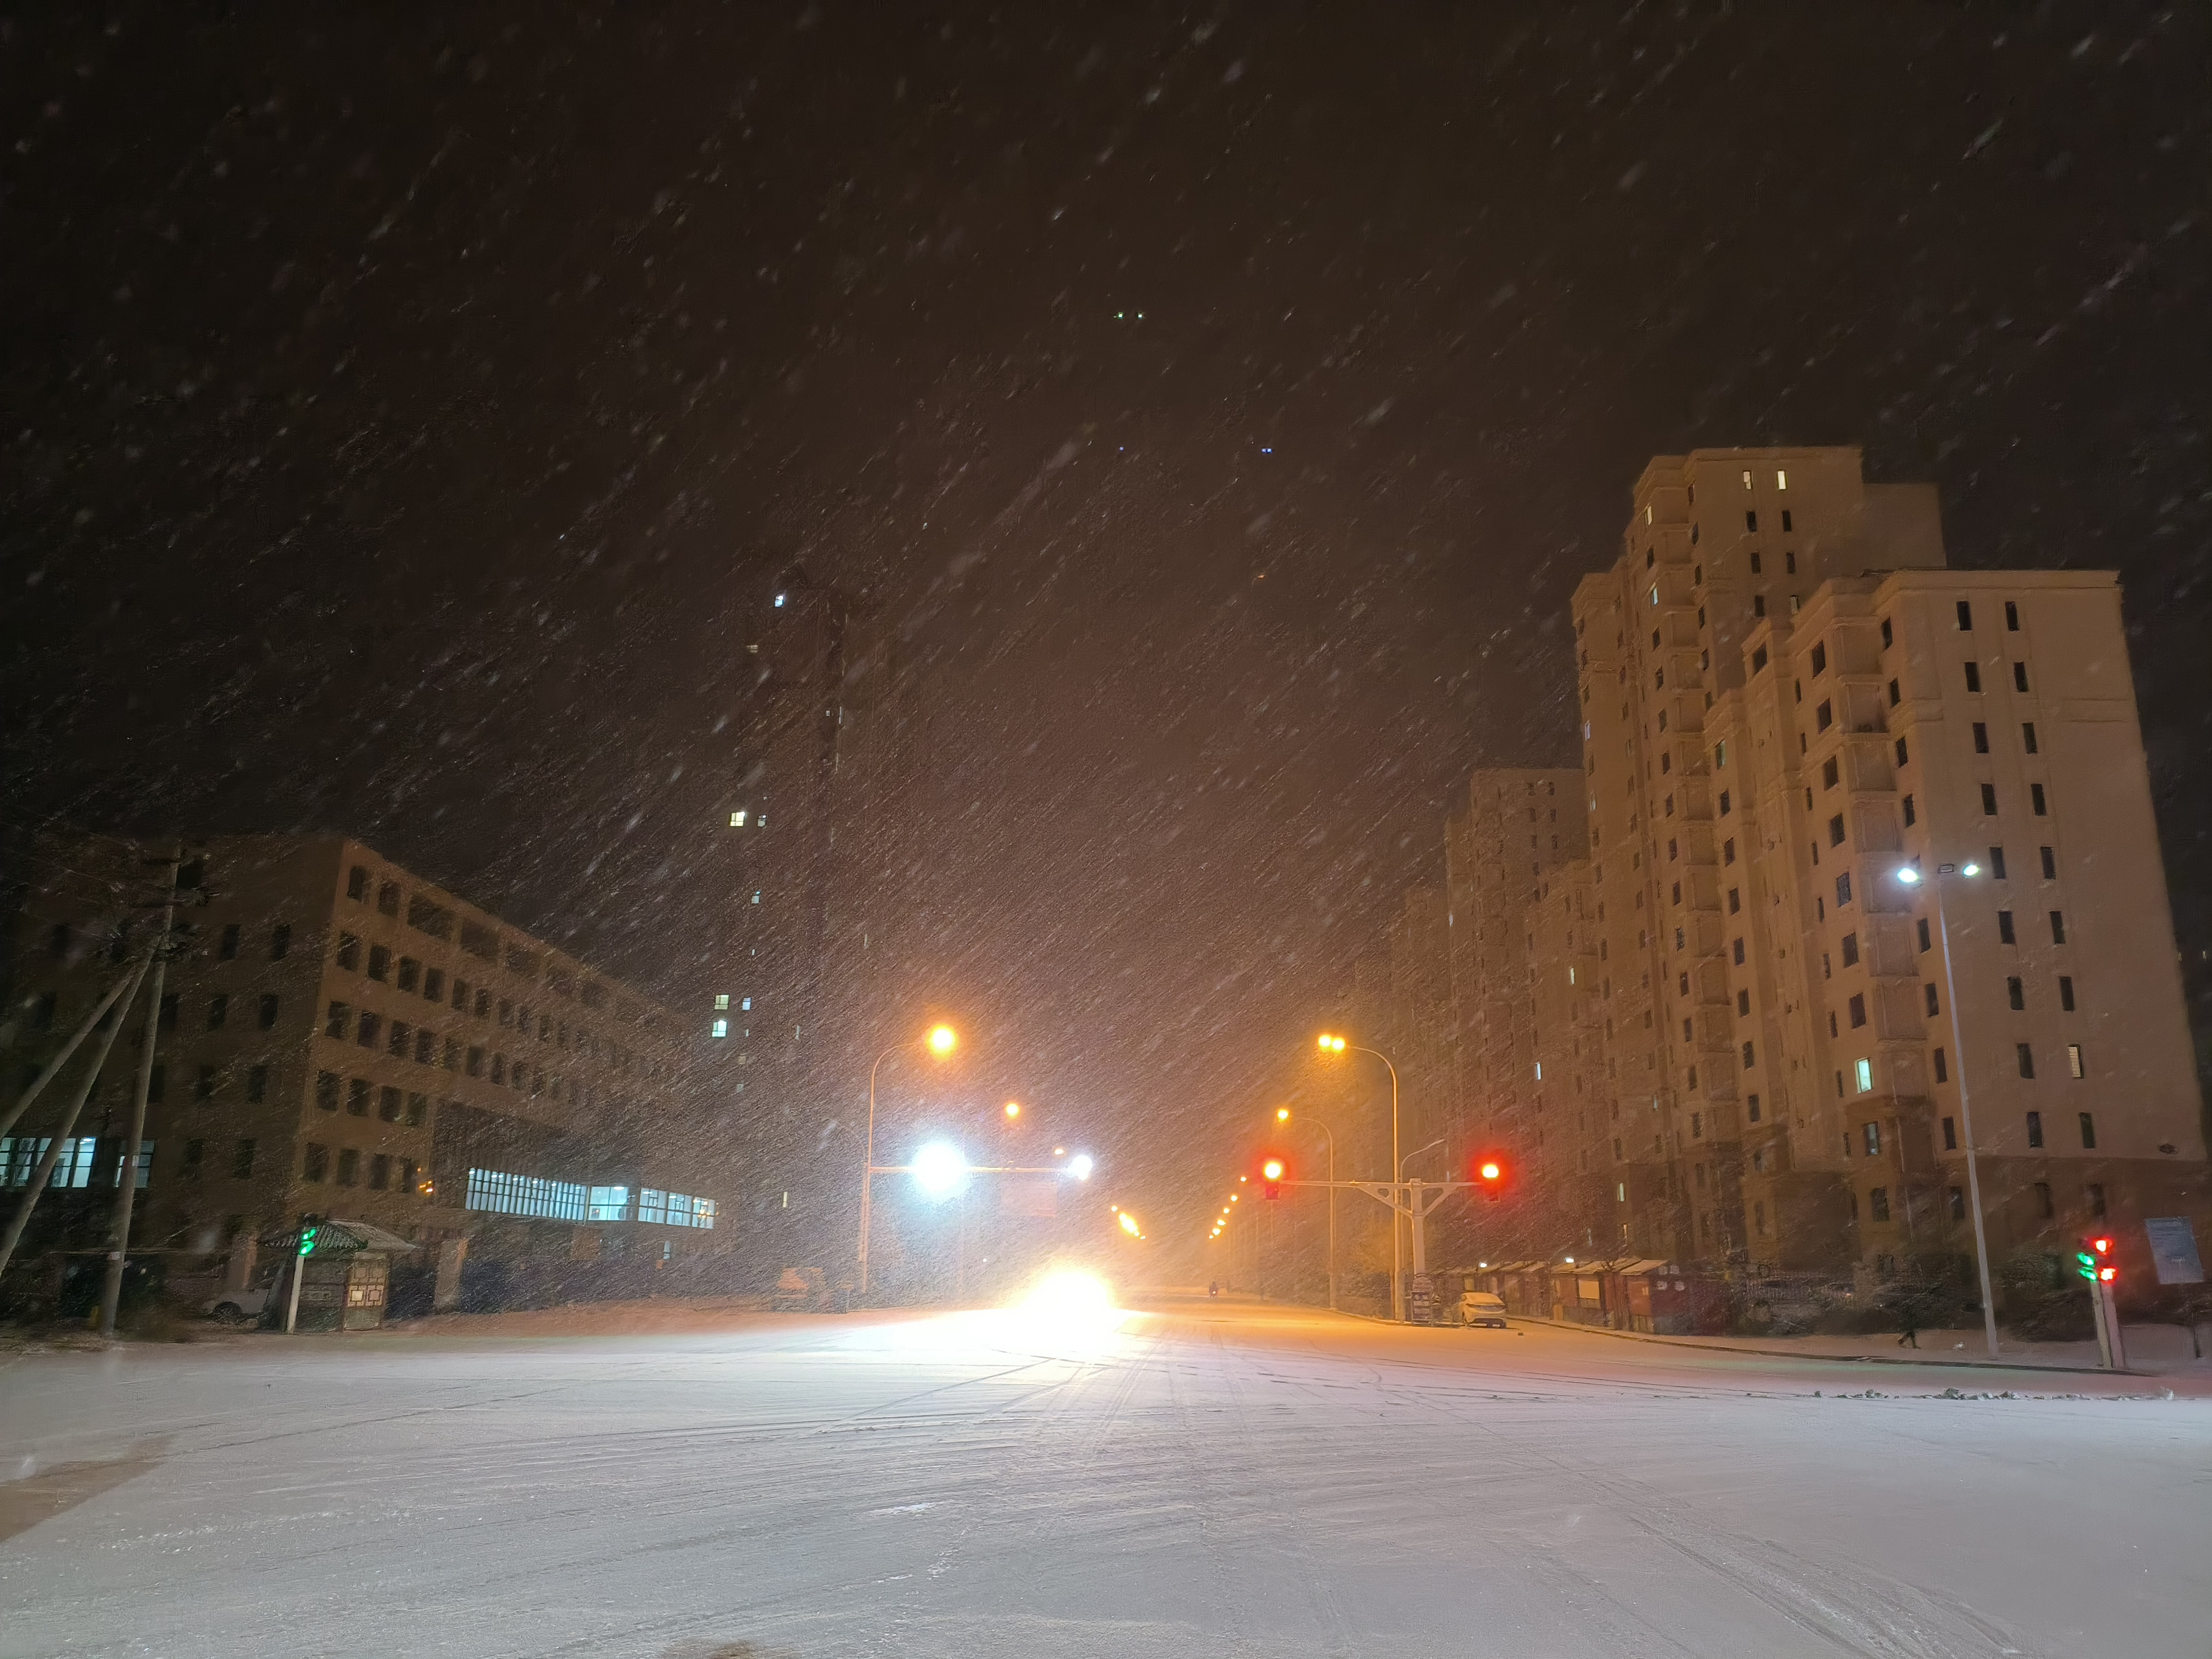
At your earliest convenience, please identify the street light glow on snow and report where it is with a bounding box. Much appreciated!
[911,1141,969,1198]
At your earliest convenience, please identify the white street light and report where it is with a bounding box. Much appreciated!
[1066,1153,1095,1181]
[911,1141,969,1199]
[1894,861,2000,1356]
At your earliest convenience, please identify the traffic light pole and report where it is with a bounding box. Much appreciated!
[1280,1177,1474,1321]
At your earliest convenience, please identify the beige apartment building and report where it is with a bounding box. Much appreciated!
[0,834,724,1301]
[1414,446,2206,1294]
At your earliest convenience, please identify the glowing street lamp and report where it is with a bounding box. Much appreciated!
[1065,1153,1095,1181]
[858,1022,961,1295]
[911,1141,970,1199]
[1004,1101,1021,1119]
[1316,1031,1406,1318]
[1894,860,1999,1355]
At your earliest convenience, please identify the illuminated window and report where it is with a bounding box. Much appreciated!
[2067,1044,2084,1079]
[741,996,752,1011]
[714,994,730,1011]
[1775,469,1788,490]
[1855,1058,1873,1093]
[710,1018,729,1039]
[730,811,747,827]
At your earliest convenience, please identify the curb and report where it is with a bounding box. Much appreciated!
[1507,1312,2142,1376]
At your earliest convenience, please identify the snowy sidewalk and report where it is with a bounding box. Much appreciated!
[1517,1312,2212,1377]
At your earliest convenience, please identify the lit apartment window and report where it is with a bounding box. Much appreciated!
[2067,1044,2085,1079]
[730,811,747,827]
[1855,1060,1873,1094]
[710,1018,729,1039]
[715,994,730,1010]
[1775,470,1788,490]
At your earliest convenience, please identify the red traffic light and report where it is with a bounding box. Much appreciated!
[2091,1236,2112,1256]
[1472,1154,1507,1195]
[1261,1156,1285,1199]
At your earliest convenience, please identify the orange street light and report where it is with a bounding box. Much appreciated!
[1004,1101,1021,1118]
[928,1024,958,1056]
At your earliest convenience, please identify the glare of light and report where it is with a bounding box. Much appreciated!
[774,593,786,607]
[1564,1256,1576,1265]
[927,1024,958,1056]
[1961,862,1981,876]
[1894,866,1921,885]
[1479,1161,1502,1181]
[1067,1153,1095,1181]
[1118,1211,1140,1237]
[1316,1033,1347,1053]
[1013,1270,1120,1332]
[911,1141,968,1198]
[1275,1107,1291,1121]
[1261,1158,1285,1182]
[1239,1175,1248,1183]
[1229,1194,1239,1203]
[1478,1261,1489,1269]
[1053,1146,1066,1155]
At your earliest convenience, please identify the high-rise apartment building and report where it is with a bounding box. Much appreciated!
[1398,447,2207,1290]
[0,834,722,1298]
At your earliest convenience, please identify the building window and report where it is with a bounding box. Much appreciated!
[326,1002,350,1039]
[347,1078,371,1117]
[1835,872,1852,907]
[1719,788,1732,816]
[368,945,390,982]
[1987,846,2008,881]
[377,881,401,918]
[1746,1093,1761,1123]
[2079,1111,2097,1150]
[2007,976,2025,1010]
[336,1148,359,1186]
[1855,1058,1873,1093]
[1972,721,1989,754]
[1869,1187,1891,1223]
[303,1142,329,1183]
[1732,937,1745,965]
[2030,783,2047,816]
[397,957,420,993]
[270,924,292,960]
[316,1071,340,1111]
[1934,1047,1948,1083]
[232,1139,257,1180]
[424,967,446,1002]
[405,1092,429,1127]
[377,1086,402,1124]
[369,1154,392,1192]
[1941,1115,1957,1151]
[1924,983,1939,1017]
[1997,910,2016,945]
[2026,1110,2044,1148]
[1965,662,1981,693]
[2058,975,2075,1012]
[1816,699,1833,732]
[1902,795,1916,828]
[1828,813,1846,847]
[2065,1043,2085,1079]
[193,1064,216,1101]
[218,923,241,961]
[246,1065,268,1104]
[1957,600,1973,631]
[1917,918,1932,952]
[1822,756,1840,789]
[2017,1042,2035,1079]
[2021,721,2038,755]
[1841,932,1860,968]
[710,1018,730,1039]
[1980,783,1998,815]
[2040,846,2057,880]
[2013,662,2030,693]
[2049,910,2066,945]
[336,932,361,971]
[1755,1201,1768,1236]
[256,993,280,1031]
[357,1013,381,1049]
[207,993,228,1031]
[347,865,370,901]
[1949,1186,1966,1221]
[388,1019,410,1058]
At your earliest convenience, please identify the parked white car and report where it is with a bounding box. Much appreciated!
[204,1286,273,1325]
[1458,1291,1509,1329]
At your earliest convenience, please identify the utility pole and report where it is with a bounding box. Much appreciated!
[100,846,183,1337]
[0,954,151,1281]
[0,966,146,1143]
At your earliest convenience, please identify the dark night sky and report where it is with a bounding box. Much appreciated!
[4,4,2208,1242]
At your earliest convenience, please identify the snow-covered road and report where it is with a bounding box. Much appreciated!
[2,1295,2205,1658]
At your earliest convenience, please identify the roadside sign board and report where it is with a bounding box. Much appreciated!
[2145,1217,2204,1285]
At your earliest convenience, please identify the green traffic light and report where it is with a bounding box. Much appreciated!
[298,1226,320,1258]
[2074,1250,2097,1281]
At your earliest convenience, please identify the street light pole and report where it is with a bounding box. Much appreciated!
[1320,1039,1401,1319]
[1915,864,2002,1356]
[856,1024,957,1298]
